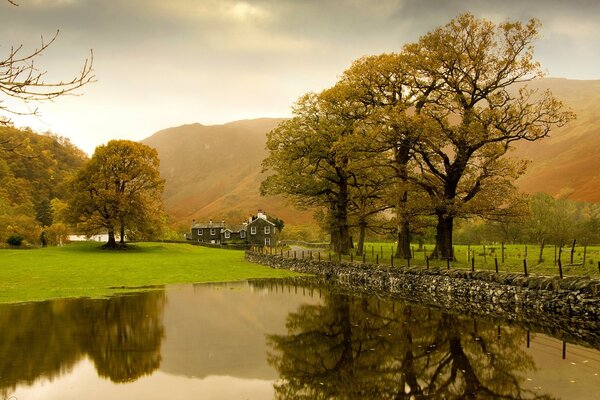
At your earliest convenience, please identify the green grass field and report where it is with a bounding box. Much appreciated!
[310,242,600,277]
[0,242,300,304]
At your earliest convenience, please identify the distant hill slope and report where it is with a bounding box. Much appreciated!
[512,78,600,202]
[142,79,600,227]
[141,118,314,226]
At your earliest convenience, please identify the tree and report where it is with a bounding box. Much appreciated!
[261,92,358,254]
[403,13,574,259]
[68,140,165,249]
[1,0,94,128]
[338,54,432,259]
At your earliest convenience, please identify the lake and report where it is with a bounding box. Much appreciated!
[1,279,599,399]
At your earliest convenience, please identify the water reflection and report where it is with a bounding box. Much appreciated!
[0,291,165,396]
[267,293,555,399]
[1,282,598,399]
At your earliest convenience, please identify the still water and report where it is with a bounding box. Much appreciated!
[1,280,599,399]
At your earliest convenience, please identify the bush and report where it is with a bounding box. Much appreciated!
[6,235,24,246]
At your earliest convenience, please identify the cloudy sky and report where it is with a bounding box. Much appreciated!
[1,0,599,154]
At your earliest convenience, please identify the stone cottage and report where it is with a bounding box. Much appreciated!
[189,210,277,247]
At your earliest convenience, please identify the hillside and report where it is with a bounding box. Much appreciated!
[141,118,315,226]
[511,78,600,201]
[142,78,600,228]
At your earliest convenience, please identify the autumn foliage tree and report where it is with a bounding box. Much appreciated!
[404,14,574,259]
[262,13,574,258]
[68,140,165,249]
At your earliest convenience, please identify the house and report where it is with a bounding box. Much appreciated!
[189,210,277,247]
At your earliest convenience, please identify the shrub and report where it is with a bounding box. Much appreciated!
[6,235,24,246]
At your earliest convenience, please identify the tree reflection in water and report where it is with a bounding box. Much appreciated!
[0,290,165,396]
[268,293,555,399]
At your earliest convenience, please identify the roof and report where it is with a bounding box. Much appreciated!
[192,222,225,229]
[224,224,247,232]
[248,217,275,226]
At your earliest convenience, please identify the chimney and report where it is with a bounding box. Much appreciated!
[257,209,267,220]
[209,219,213,226]
[222,219,225,227]
[192,219,196,224]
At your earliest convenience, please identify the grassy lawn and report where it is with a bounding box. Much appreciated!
[0,242,300,304]
[314,242,600,278]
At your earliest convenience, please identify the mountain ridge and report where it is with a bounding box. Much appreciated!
[142,78,600,227]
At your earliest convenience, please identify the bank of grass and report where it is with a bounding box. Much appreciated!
[0,242,300,304]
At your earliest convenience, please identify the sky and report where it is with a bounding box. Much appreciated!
[1,0,599,154]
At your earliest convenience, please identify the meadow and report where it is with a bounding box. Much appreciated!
[0,242,300,304]
[287,242,600,278]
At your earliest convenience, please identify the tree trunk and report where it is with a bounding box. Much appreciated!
[119,224,126,245]
[430,214,454,260]
[330,178,352,255]
[538,238,545,264]
[395,219,411,259]
[104,228,117,249]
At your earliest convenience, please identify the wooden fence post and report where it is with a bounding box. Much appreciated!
[376,254,379,264]
[362,253,366,263]
[570,239,576,265]
[558,259,563,279]
[391,255,394,268]
[471,255,475,272]
[495,257,499,273]
[426,256,429,269]
[523,259,528,277]
[501,242,505,263]
[467,243,471,263]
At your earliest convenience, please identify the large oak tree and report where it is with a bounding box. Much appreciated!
[68,140,164,249]
[403,13,574,259]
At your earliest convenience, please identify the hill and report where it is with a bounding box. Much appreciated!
[141,118,315,226]
[142,78,600,228]
[511,78,600,202]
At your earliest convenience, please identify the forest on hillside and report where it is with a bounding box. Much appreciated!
[0,125,87,246]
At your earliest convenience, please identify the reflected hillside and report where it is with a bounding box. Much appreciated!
[159,281,320,380]
[0,291,165,395]
[268,294,556,399]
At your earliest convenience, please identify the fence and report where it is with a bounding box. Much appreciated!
[250,241,600,279]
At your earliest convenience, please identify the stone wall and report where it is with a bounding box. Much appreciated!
[245,251,600,344]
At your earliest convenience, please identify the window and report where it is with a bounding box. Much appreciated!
[240,230,246,238]
[198,229,203,236]
[264,238,271,246]
[264,226,270,234]
[224,231,230,239]
[250,226,257,235]
[210,228,216,235]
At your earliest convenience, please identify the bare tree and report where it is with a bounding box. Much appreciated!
[1,0,95,126]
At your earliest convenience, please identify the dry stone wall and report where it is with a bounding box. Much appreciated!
[246,251,600,340]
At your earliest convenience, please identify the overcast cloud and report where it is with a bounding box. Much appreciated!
[1,0,599,153]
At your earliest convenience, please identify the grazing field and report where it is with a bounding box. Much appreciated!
[305,242,600,278]
[0,242,300,304]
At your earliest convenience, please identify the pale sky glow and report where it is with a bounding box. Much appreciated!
[1,0,599,154]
